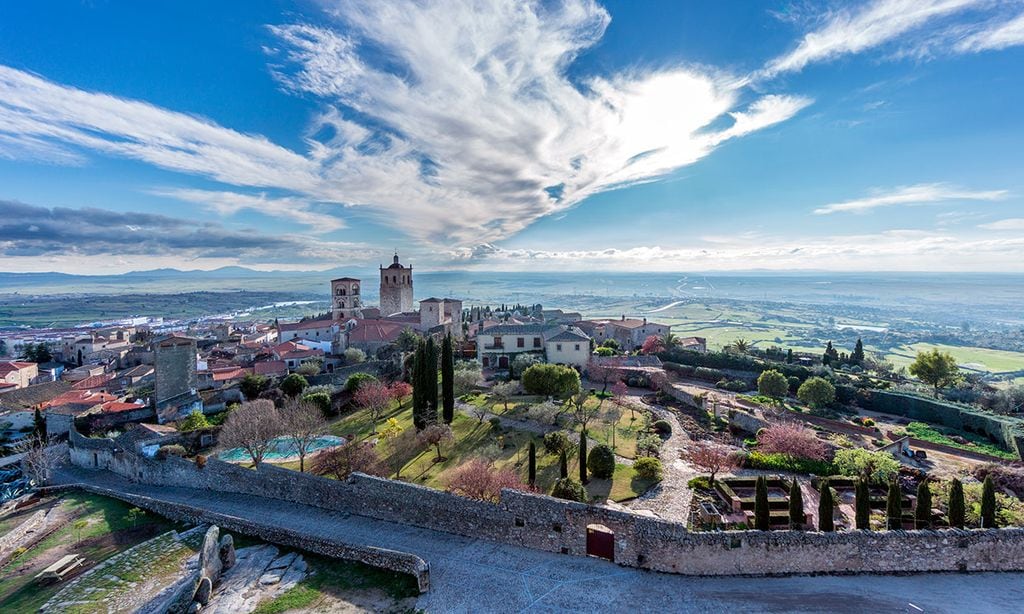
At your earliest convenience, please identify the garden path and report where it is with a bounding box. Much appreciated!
[455,400,556,436]
[622,398,697,523]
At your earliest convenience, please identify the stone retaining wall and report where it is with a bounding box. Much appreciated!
[61,481,430,593]
[68,427,1024,578]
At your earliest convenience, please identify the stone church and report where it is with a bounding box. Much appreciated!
[379,252,414,316]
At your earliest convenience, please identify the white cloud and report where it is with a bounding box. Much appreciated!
[813,183,1007,215]
[978,217,1024,230]
[955,11,1024,52]
[759,0,1024,77]
[150,188,346,232]
[449,230,1024,272]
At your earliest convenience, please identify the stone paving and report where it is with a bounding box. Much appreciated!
[622,400,696,523]
[53,467,1024,613]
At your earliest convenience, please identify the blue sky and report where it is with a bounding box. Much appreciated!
[0,0,1022,273]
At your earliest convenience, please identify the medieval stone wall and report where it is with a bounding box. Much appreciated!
[69,433,1024,578]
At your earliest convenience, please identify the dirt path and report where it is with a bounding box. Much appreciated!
[455,401,556,435]
[622,400,696,524]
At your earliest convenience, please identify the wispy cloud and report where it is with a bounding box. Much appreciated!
[150,188,346,232]
[760,0,1024,77]
[813,183,1008,215]
[978,217,1024,230]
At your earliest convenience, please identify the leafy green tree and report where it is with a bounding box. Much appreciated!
[789,478,804,530]
[818,479,835,532]
[908,349,961,397]
[797,376,836,408]
[851,338,865,364]
[948,478,966,528]
[511,353,539,379]
[886,480,903,530]
[528,441,537,486]
[521,363,581,397]
[600,339,619,350]
[20,342,53,363]
[981,475,997,528]
[822,341,839,366]
[281,373,309,397]
[834,448,900,483]
[179,409,211,432]
[757,369,789,401]
[240,373,270,400]
[73,519,88,544]
[302,391,332,417]
[124,507,144,528]
[551,477,587,502]
[855,479,871,530]
[587,444,615,479]
[915,480,932,529]
[579,430,588,484]
[754,476,770,530]
[441,334,455,424]
[396,327,419,352]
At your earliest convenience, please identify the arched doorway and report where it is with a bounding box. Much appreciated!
[586,524,614,561]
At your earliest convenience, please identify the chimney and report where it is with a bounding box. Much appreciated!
[643,317,647,326]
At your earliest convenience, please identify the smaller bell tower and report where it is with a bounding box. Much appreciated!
[379,252,413,315]
[331,277,362,321]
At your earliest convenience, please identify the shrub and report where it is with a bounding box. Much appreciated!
[886,480,903,530]
[587,444,615,479]
[834,448,900,483]
[789,478,804,529]
[344,372,378,392]
[915,480,932,529]
[594,346,615,357]
[634,457,663,481]
[543,431,572,456]
[155,444,186,460]
[754,476,770,530]
[948,478,965,529]
[551,477,588,502]
[819,479,835,532]
[981,475,997,528]
[636,434,664,458]
[693,366,725,382]
[797,377,836,408]
[302,391,332,417]
[488,416,502,430]
[757,369,789,399]
[716,379,749,392]
[651,420,672,436]
[687,475,710,490]
[195,454,207,469]
[178,409,210,432]
[447,458,527,502]
[745,451,834,476]
[281,373,309,397]
[343,347,366,364]
[861,417,875,427]
[521,363,581,397]
[855,479,871,530]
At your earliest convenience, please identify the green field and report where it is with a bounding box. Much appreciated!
[885,343,1024,375]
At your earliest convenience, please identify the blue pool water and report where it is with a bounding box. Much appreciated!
[218,435,345,462]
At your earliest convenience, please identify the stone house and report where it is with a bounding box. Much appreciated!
[544,328,591,370]
[0,361,38,390]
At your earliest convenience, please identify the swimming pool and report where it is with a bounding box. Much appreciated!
[218,435,346,463]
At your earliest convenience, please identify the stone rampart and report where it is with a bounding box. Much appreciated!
[67,426,1024,578]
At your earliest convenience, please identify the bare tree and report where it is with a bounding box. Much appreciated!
[219,399,283,467]
[686,438,743,485]
[282,399,327,472]
[17,436,68,485]
[446,458,527,502]
[418,423,454,462]
[312,440,385,480]
[567,389,601,434]
[354,380,393,434]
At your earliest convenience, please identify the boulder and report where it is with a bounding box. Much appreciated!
[199,526,222,581]
[194,576,213,605]
[219,534,236,570]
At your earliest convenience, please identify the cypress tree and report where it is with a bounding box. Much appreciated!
[855,479,871,530]
[852,338,865,364]
[579,430,588,484]
[441,333,455,424]
[818,479,835,532]
[412,341,427,430]
[788,478,804,530]
[425,337,439,423]
[948,478,965,529]
[886,480,903,530]
[528,441,537,486]
[755,476,770,531]
[915,480,932,529]
[981,475,997,529]
[559,450,568,478]
[33,408,47,442]
[786,348,793,364]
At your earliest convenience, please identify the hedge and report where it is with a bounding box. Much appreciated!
[864,390,1024,460]
[745,451,835,476]
[659,349,812,380]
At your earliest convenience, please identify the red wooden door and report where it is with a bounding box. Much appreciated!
[586,526,614,561]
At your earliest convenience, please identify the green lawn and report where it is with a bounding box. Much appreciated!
[0,493,175,613]
[252,552,418,614]
[886,343,1024,375]
[903,421,1017,460]
[326,394,656,502]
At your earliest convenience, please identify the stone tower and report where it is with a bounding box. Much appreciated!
[331,277,362,321]
[380,252,413,315]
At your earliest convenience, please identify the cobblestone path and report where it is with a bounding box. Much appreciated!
[622,401,697,523]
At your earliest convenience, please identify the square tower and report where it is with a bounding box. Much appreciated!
[380,252,413,316]
[331,277,362,321]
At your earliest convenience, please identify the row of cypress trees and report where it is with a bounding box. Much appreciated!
[753,475,997,532]
[411,333,457,429]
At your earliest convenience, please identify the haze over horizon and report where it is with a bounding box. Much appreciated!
[1,0,1023,274]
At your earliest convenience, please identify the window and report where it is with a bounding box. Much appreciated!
[517,337,524,348]
[533,337,541,348]
[556,344,562,351]
[575,344,580,351]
